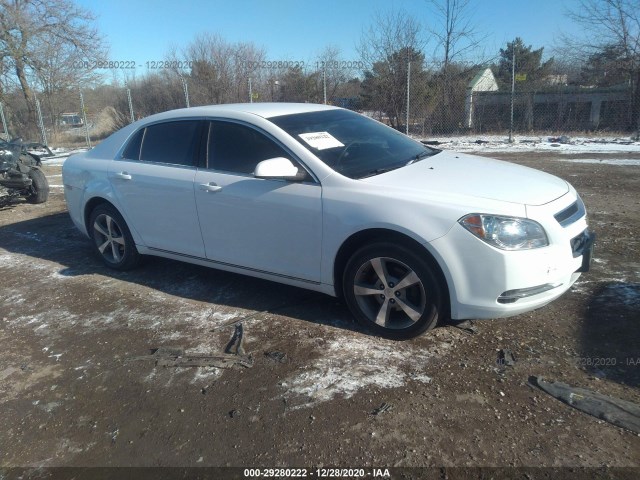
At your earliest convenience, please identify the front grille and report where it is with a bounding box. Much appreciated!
[555,197,585,227]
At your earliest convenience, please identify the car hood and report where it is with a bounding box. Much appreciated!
[361,150,569,206]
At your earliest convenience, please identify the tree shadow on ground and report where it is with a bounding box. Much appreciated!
[0,211,367,335]
[580,281,640,388]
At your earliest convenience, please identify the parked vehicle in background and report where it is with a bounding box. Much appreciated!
[62,103,594,339]
[0,138,49,204]
[60,112,84,129]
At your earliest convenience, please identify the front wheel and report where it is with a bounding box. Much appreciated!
[26,168,49,204]
[343,243,443,339]
[88,204,140,271]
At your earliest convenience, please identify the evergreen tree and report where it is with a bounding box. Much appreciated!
[495,38,554,89]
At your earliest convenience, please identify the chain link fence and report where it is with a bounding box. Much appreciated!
[1,61,638,149]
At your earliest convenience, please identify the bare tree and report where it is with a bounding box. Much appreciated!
[312,46,359,104]
[358,10,427,129]
[564,0,640,130]
[0,0,105,135]
[427,0,484,70]
[173,33,265,106]
[186,33,234,105]
[34,35,105,136]
[427,0,486,132]
[358,10,425,70]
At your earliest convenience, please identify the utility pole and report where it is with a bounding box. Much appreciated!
[406,54,411,135]
[0,102,9,139]
[79,89,92,148]
[323,69,327,105]
[35,96,47,146]
[509,43,515,143]
[126,87,135,123]
[181,76,190,108]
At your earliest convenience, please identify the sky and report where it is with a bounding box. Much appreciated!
[77,0,586,74]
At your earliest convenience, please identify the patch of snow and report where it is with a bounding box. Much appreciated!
[556,158,640,166]
[189,368,222,384]
[209,311,241,322]
[419,135,640,154]
[281,334,455,408]
[40,159,68,166]
[40,401,61,413]
[40,148,88,166]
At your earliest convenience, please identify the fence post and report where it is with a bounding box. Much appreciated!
[406,60,411,135]
[0,102,8,139]
[79,89,92,149]
[509,46,515,143]
[181,76,190,108]
[323,69,327,105]
[126,88,135,123]
[34,96,47,146]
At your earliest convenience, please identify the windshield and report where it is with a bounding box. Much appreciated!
[269,109,438,179]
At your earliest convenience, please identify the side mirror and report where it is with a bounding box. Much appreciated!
[254,157,307,181]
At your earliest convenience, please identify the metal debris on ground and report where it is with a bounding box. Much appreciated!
[524,345,541,355]
[530,376,640,434]
[498,348,517,367]
[225,323,246,355]
[548,135,572,144]
[371,403,393,416]
[153,346,185,357]
[264,351,288,363]
[130,344,253,369]
[229,409,241,418]
[155,353,252,369]
[452,320,478,334]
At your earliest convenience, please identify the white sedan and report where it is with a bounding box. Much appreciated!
[62,103,594,339]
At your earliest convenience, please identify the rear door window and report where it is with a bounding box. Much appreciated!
[140,121,200,167]
[121,129,144,160]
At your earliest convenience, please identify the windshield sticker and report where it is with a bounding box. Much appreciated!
[298,132,344,150]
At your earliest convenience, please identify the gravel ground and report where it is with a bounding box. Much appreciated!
[0,151,639,476]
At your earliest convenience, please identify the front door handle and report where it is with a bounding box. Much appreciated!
[114,171,132,180]
[199,182,222,193]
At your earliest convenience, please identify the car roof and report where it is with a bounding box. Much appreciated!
[84,102,344,160]
[141,103,341,123]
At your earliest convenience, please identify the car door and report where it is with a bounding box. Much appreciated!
[194,120,322,283]
[108,120,206,258]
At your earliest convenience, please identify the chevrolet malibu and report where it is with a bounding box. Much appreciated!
[62,103,594,339]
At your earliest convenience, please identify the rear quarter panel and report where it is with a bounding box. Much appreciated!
[63,153,118,238]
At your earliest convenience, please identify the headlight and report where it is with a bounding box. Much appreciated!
[459,214,548,250]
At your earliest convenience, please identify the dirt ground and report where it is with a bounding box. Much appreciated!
[0,151,639,476]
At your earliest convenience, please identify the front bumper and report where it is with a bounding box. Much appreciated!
[429,194,592,320]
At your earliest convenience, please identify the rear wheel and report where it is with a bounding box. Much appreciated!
[88,204,140,270]
[343,243,443,339]
[26,168,49,204]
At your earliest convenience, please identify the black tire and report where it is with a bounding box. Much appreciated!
[88,203,140,271]
[343,243,443,340]
[26,168,49,204]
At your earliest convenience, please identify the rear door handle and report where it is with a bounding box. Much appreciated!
[114,171,132,180]
[199,182,222,193]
